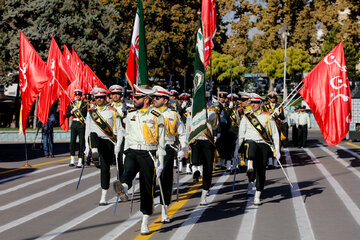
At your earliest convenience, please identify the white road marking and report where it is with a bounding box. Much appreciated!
[169,173,230,240]
[305,148,360,226]
[100,174,192,240]
[0,168,78,196]
[284,148,316,240]
[0,165,68,184]
[37,174,192,240]
[319,145,360,180]
[236,194,258,240]
[0,177,117,234]
[0,170,99,210]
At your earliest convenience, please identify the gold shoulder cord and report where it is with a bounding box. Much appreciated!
[143,116,159,144]
[164,112,178,136]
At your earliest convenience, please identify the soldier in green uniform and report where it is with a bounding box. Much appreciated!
[234,93,280,205]
[66,89,87,168]
[152,85,187,223]
[113,85,166,235]
[84,87,124,206]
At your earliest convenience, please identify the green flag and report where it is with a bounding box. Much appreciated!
[137,0,148,86]
[188,19,212,145]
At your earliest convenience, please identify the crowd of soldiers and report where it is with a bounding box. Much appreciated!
[65,84,310,235]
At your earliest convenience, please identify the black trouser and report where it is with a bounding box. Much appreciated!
[70,121,85,158]
[114,137,125,180]
[281,124,289,147]
[292,126,298,147]
[160,145,175,205]
[89,133,114,190]
[190,140,214,191]
[297,124,308,147]
[244,140,271,191]
[121,149,156,215]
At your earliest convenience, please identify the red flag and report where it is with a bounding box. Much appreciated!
[299,41,352,146]
[19,32,52,134]
[72,50,91,93]
[201,0,217,69]
[85,65,109,92]
[37,37,76,126]
[63,45,73,71]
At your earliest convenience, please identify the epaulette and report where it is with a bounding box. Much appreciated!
[127,107,137,113]
[108,106,117,111]
[263,111,271,115]
[151,110,161,117]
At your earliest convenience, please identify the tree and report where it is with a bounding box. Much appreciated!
[259,47,311,89]
[0,0,125,87]
[210,51,246,85]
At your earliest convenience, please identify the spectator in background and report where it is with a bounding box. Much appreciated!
[41,112,56,158]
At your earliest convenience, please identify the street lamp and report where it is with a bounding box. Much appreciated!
[279,25,290,100]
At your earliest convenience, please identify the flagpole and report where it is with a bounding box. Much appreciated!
[23,134,31,167]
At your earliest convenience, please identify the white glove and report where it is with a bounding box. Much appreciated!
[71,106,78,113]
[114,144,121,156]
[181,101,187,108]
[275,150,281,160]
[177,150,185,160]
[84,147,90,157]
[274,108,280,115]
[156,161,164,177]
[229,101,234,109]
[212,96,219,106]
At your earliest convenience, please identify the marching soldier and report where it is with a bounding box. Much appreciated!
[67,89,87,168]
[216,91,229,169]
[226,93,241,172]
[296,106,311,148]
[152,85,187,223]
[263,91,285,168]
[109,85,126,178]
[186,100,219,205]
[84,87,124,206]
[234,93,280,205]
[112,85,166,235]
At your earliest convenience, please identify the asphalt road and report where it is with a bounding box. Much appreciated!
[1,129,360,240]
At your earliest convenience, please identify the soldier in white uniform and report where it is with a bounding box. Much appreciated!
[84,88,124,206]
[152,85,187,223]
[109,85,126,177]
[186,102,219,205]
[113,85,166,235]
[296,106,311,148]
[234,93,280,205]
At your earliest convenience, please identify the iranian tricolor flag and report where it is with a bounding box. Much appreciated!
[188,18,212,145]
[125,0,148,91]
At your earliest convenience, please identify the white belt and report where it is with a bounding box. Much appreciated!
[129,144,157,151]
[166,140,175,145]
[73,118,80,121]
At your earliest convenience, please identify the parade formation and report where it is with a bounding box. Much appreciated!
[1,0,359,239]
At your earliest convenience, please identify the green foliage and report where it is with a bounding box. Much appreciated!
[210,51,246,83]
[0,0,126,87]
[259,47,311,82]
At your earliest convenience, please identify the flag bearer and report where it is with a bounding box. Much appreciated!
[152,85,187,223]
[112,85,166,235]
[67,89,87,168]
[84,88,124,206]
[234,93,280,205]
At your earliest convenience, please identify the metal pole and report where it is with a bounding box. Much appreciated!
[184,69,186,92]
[283,32,288,100]
[230,66,233,95]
